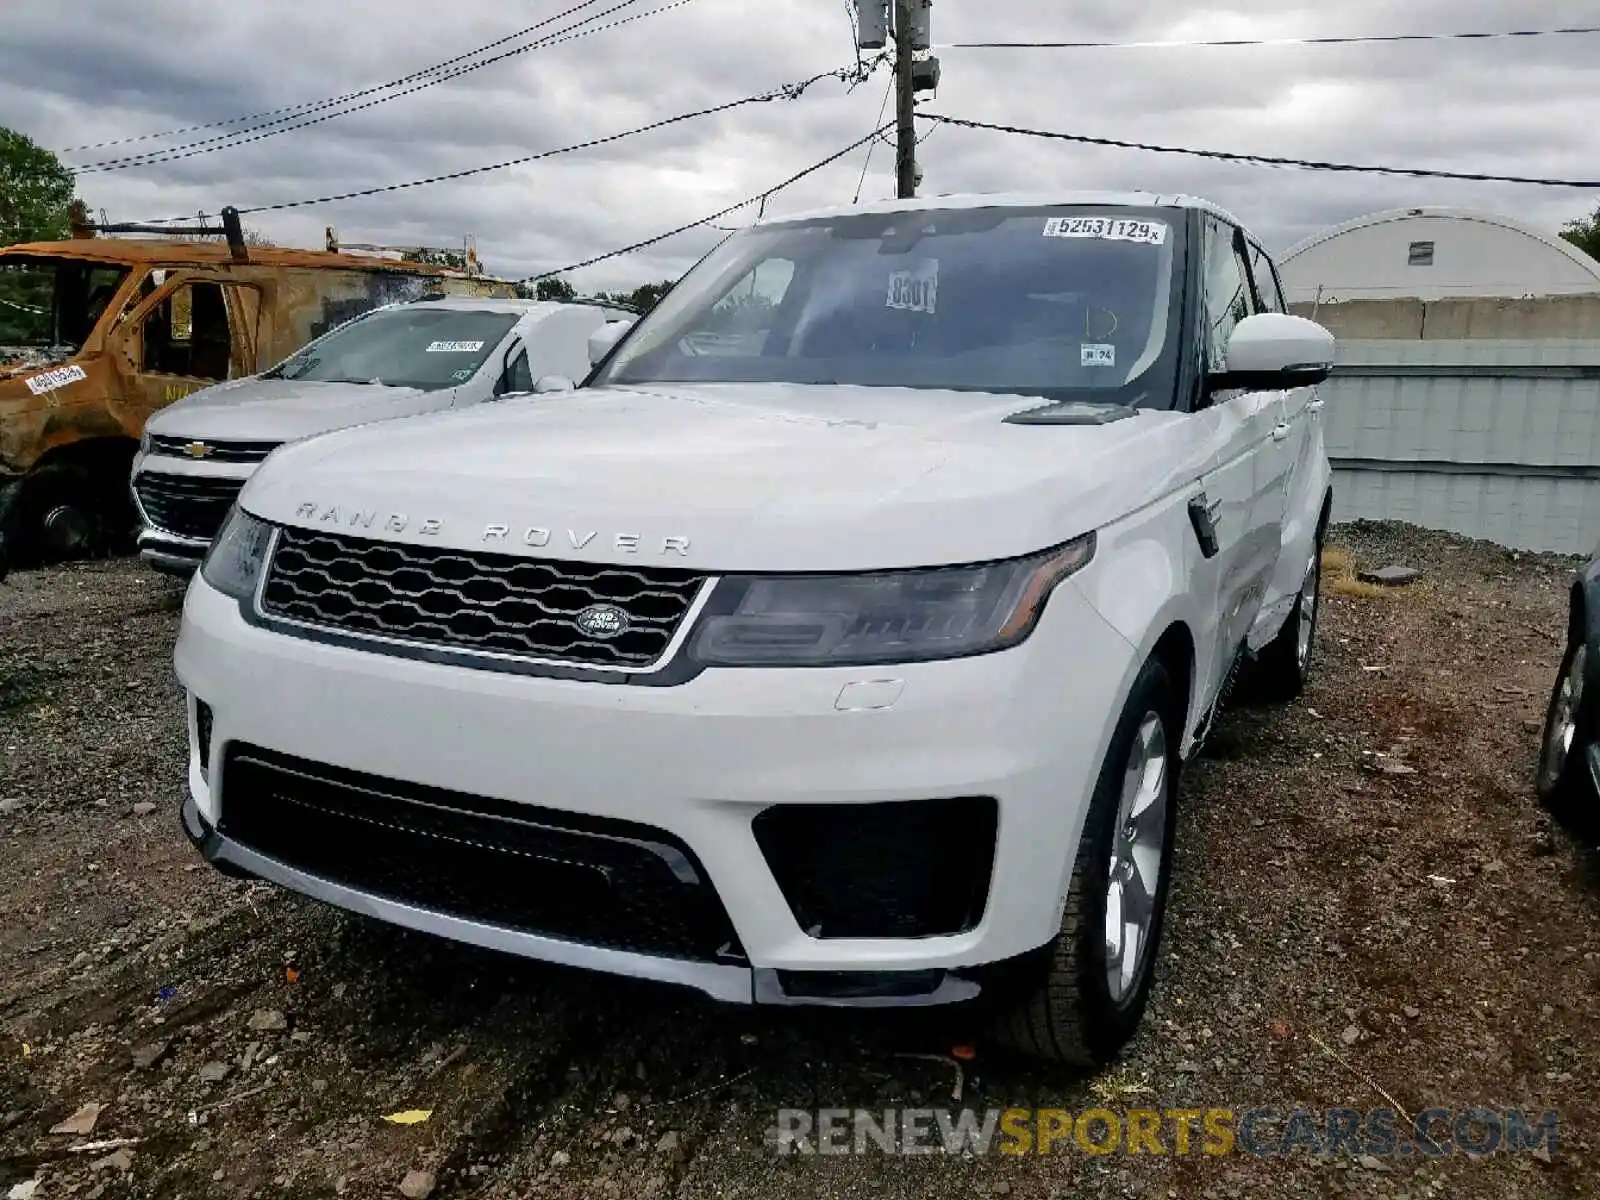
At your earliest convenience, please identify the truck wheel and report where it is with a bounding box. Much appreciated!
[14,463,105,565]
[1250,525,1325,702]
[1536,636,1596,824]
[990,656,1180,1067]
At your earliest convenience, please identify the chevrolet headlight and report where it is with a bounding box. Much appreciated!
[201,506,274,600]
[688,534,1095,667]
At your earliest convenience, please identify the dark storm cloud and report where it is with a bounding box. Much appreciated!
[1,0,1597,287]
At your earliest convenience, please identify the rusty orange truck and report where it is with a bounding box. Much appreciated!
[0,212,516,572]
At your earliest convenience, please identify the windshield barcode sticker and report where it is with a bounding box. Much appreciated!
[886,259,939,313]
[1044,217,1167,245]
[1081,343,1116,367]
[425,340,485,352]
[24,364,88,395]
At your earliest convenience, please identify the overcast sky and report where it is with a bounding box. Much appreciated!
[2,0,1598,290]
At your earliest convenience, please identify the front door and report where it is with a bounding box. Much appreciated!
[111,272,262,430]
[1247,239,1324,629]
[1192,216,1289,707]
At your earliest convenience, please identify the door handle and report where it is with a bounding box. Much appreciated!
[1271,423,1290,441]
[1187,494,1221,559]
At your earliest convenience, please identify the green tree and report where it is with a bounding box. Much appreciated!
[594,279,677,313]
[0,126,77,246]
[534,276,576,301]
[623,279,675,312]
[1559,204,1600,261]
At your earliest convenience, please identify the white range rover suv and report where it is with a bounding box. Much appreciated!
[174,192,1335,1065]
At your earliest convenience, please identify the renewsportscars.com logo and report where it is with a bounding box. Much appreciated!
[768,1107,1560,1158]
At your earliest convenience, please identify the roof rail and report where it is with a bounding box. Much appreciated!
[88,206,250,263]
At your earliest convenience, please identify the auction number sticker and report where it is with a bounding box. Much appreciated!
[425,340,485,353]
[24,364,88,395]
[1043,217,1167,245]
[1081,343,1116,367]
[886,259,939,313]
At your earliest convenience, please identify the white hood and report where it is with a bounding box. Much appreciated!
[145,376,449,444]
[241,382,1194,571]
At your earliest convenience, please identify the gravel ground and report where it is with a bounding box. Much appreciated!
[1,520,1597,1200]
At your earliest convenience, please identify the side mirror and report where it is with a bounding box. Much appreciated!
[1213,313,1335,391]
[587,319,634,366]
[531,374,575,394]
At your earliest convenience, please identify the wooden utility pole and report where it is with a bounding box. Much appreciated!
[894,0,917,199]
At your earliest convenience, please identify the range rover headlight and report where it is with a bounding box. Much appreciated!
[688,533,1096,667]
[201,506,274,600]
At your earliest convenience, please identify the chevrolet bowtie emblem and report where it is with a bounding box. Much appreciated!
[182,441,213,458]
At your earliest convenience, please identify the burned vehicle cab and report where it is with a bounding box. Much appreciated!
[1536,543,1600,824]
[130,297,637,576]
[0,231,515,569]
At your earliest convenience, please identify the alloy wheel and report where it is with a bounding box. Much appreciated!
[1105,711,1170,1004]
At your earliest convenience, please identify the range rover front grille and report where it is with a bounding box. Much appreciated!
[259,527,710,669]
[148,434,281,464]
[218,745,746,964]
[134,473,245,542]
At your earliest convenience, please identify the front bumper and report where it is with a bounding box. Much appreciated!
[178,791,1013,1006]
[130,454,255,576]
[175,569,1140,1004]
[137,527,207,577]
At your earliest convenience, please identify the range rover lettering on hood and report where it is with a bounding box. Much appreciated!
[292,501,691,555]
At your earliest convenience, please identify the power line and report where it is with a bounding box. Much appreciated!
[940,25,1600,50]
[59,0,621,153]
[522,123,894,282]
[920,113,1600,189]
[137,64,876,221]
[72,0,670,173]
[72,0,690,174]
[853,75,894,203]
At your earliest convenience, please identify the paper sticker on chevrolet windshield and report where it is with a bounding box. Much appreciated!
[1082,343,1115,367]
[1044,217,1166,245]
[425,340,485,353]
[886,259,939,313]
[24,364,88,395]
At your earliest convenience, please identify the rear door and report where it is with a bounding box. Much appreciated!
[1191,215,1288,701]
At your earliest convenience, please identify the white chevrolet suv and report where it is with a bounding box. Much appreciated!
[132,296,635,576]
[174,192,1334,1065]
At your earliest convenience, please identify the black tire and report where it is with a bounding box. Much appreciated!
[989,656,1181,1067]
[10,458,139,566]
[1250,523,1326,703]
[1535,634,1596,827]
[12,463,106,566]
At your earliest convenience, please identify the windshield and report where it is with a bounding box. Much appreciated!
[262,305,519,390]
[593,205,1187,406]
[0,256,131,359]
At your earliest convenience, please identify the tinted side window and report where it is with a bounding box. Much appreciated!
[1249,243,1286,313]
[503,350,533,394]
[1203,219,1255,370]
[677,258,795,357]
